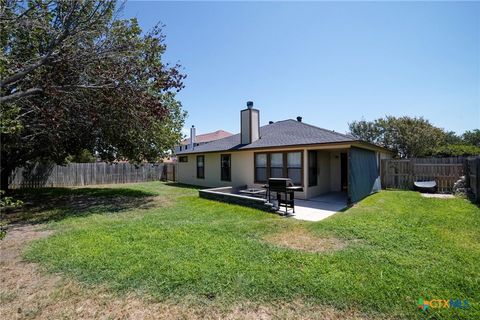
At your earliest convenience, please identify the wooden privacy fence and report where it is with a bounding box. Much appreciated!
[8,162,177,189]
[381,157,465,193]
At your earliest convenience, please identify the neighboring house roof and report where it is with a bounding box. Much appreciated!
[181,130,233,145]
[177,119,369,155]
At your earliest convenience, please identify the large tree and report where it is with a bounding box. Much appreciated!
[0,0,186,190]
[462,129,480,147]
[348,116,447,158]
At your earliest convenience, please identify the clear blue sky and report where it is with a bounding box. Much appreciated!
[122,1,479,137]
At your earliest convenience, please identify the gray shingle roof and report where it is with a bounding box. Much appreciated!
[176,119,358,155]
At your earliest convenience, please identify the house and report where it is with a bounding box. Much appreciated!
[175,128,233,153]
[176,102,392,203]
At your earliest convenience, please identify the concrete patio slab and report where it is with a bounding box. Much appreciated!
[421,193,455,199]
[276,192,348,222]
[309,192,348,204]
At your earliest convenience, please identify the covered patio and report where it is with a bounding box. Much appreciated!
[199,145,383,221]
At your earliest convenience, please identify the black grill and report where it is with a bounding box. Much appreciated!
[268,178,295,214]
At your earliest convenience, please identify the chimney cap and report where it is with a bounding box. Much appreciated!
[296,116,302,122]
[191,125,195,128]
[246,101,254,109]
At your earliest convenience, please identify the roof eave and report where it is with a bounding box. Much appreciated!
[351,141,395,154]
[175,140,359,155]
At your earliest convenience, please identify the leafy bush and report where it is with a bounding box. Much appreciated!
[429,144,480,157]
[65,149,97,163]
[0,190,23,239]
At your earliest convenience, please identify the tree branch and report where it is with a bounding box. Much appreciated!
[0,88,43,103]
[52,84,117,90]
[1,1,88,88]
[0,55,52,88]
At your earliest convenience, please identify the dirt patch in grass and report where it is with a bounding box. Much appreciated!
[0,224,381,319]
[264,228,359,253]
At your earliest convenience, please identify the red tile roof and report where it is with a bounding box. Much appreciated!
[181,130,233,145]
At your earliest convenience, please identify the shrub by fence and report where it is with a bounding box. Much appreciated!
[380,157,465,193]
[8,162,177,189]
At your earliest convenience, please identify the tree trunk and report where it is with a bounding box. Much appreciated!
[1,167,12,192]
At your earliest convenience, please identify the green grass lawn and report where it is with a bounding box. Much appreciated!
[13,182,479,319]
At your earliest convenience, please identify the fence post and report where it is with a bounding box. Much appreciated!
[464,158,470,189]
[409,159,414,189]
[476,158,480,203]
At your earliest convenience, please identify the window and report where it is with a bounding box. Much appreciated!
[196,155,205,179]
[254,151,303,185]
[179,156,188,163]
[221,154,231,181]
[270,153,284,178]
[287,152,302,185]
[308,151,317,186]
[255,153,267,183]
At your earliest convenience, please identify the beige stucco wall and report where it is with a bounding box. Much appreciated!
[329,151,342,192]
[177,151,255,188]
